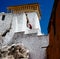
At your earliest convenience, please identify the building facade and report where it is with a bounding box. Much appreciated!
[0,3,49,59]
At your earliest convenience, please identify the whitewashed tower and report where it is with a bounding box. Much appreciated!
[7,3,42,35]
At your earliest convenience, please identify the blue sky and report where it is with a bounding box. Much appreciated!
[0,0,54,35]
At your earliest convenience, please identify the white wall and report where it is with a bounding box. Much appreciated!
[12,33,49,59]
[0,13,49,59]
[0,13,13,35]
[0,12,43,46]
[24,12,42,35]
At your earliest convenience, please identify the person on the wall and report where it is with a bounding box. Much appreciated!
[26,13,32,29]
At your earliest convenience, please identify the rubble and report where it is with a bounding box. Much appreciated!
[0,44,29,59]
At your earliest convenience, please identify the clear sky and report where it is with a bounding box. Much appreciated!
[0,0,54,35]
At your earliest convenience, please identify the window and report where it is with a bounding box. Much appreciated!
[2,15,5,21]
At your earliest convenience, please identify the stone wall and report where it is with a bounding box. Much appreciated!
[0,32,49,59]
[11,33,49,59]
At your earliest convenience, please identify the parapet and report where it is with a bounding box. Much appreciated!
[7,3,41,19]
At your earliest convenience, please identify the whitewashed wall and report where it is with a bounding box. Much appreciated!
[0,12,49,59]
[0,13,13,35]
[16,13,27,32]
[24,12,42,35]
[12,33,49,59]
[0,12,42,36]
